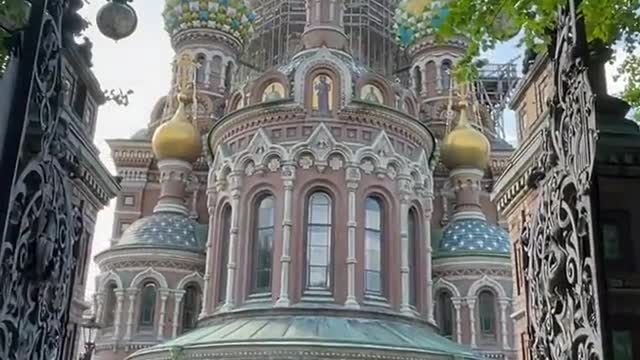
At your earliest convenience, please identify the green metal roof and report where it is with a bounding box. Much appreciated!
[131,315,479,359]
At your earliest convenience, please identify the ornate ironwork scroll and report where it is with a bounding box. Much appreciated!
[0,0,85,359]
[521,0,603,359]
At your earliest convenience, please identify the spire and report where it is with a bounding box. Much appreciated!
[151,53,202,215]
[302,0,348,50]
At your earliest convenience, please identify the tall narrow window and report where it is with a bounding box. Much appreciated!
[103,283,117,327]
[305,192,332,290]
[181,284,201,332]
[440,60,452,90]
[364,197,383,295]
[479,290,496,336]
[218,205,232,305]
[224,61,233,92]
[408,208,419,306]
[437,291,454,338]
[196,54,206,83]
[414,66,422,95]
[252,195,275,294]
[138,282,157,327]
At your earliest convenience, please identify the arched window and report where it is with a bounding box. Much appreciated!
[138,281,157,327]
[440,60,452,91]
[218,205,232,305]
[196,54,206,83]
[224,61,234,92]
[251,195,275,294]
[210,56,223,89]
[364,197,384,295]
[305,192,332,290]
[181,284,201,332]
[103,283,117,327]
[437,291,454,338]
[408,208,419,307]
[479,290,496,337]
[414,66,422,95]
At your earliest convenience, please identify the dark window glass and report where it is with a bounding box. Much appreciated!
[408,208,418,306]
[306,192,332,290]
[196,54,206,83]
[612,330,633,360]
[181,284,201,332]
[218,205,232,304]
[365,197,383,295]
[73,82,87,118]
[479,290,496,336]
[104,283,117,327]
[441,60,452,90]
[252,195,275,294]
[139,282,157,327]
[414,67,422,95]
[437,291,454,337]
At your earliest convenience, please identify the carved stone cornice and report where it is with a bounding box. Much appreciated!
[171,28,243,55]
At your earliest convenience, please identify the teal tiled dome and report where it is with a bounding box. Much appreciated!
[117,212,207,252]
[437,218,510,257]
[130,314,479,359]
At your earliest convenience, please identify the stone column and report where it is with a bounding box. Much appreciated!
[112,289,125,340]
[499,298,511,350]
[95,293,105,325]
[172,290,186,338]
[222,173,241,311]
[124,288,138,340]
[399,178,412,315]
[421,64,428,96]
[423,199,434,323]
[452,297,462,343]
[157,289,170,340]
[200,176,217,319]
[276,166,295,307]
[467,297,477,347]
[345,167,360,308]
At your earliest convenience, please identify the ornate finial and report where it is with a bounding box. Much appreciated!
[175,53,197,101]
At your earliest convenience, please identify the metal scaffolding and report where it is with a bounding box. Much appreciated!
[239,0,403,79]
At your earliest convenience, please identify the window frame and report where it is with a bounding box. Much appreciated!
[217,204,232,305]
[303,191,334,295]
[408,207,419,307]
[103,282,118,328]
[478,289,497,339]
[436,290,455,338]
[250,194,276,296]
[138,281,158,329]
[364,196,385,297]
[181,283,201,333]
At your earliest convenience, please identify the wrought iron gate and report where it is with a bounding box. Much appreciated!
[0,0,84,359]
[521,0,605,359]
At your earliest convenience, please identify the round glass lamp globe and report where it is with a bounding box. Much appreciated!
[97,1,138,41]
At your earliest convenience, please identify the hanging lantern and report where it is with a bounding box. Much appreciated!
[97,0,138,41]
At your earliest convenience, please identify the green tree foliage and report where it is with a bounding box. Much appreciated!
[0,0,28,75]
[436,0,640,104]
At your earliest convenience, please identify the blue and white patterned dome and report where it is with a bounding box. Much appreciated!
[437,218,510,257]
[117,212,207,252]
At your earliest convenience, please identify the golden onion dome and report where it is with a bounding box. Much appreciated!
[152,92,202,162]
[441,101,491,170]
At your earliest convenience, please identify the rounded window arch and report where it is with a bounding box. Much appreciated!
[364,196,384,296]
[305,191,333,291]
[262,82,285,102]
[436,290,455,338]
[181,283,202,333]
[210,55,223,89]
[251,194,276,295]
[217,204,232,305]
[478,289,497,338]
[440,59,452,91]
[425,61,437,96]
[360,83,384,104]
[103,282,118,327]
[138,281,158,328]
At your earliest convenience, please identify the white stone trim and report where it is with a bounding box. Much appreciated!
[130,267,169,289]
[466,275,508,298]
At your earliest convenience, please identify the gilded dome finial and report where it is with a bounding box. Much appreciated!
[441,82,491,170]
[152,53,202,162]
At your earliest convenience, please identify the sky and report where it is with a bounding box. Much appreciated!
[80,1,628,304]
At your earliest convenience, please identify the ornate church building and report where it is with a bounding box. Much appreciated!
[92,1,519,359]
